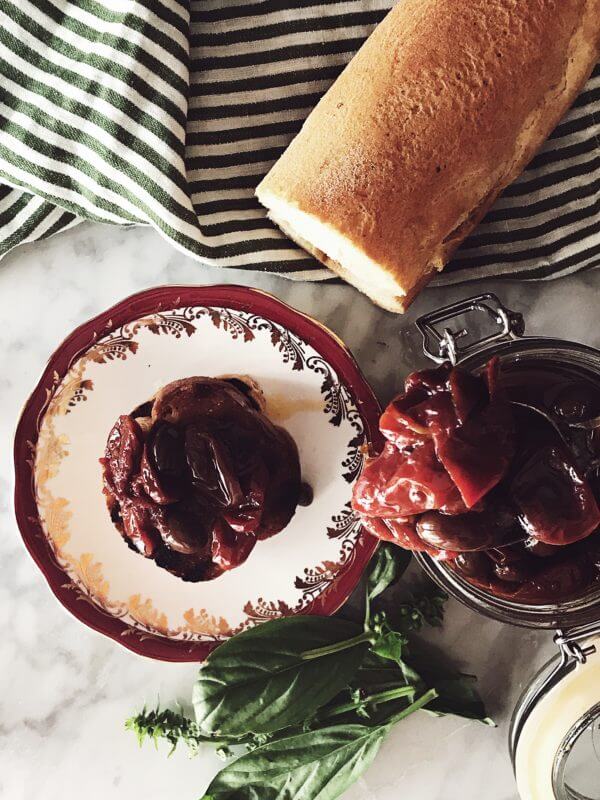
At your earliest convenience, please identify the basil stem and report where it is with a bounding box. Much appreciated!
[386,688,438,725]
[314,685,416,723]
[300,630,374,660]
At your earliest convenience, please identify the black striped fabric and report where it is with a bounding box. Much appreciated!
[0,0,598,286]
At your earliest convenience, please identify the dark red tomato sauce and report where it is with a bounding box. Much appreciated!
[353,358,600,604]
[101,377,303,581]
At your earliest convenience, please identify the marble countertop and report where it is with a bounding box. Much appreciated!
[4,221,600,800]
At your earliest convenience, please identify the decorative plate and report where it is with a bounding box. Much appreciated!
[14,286,382,661]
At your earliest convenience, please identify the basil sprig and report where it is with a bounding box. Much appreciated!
[127,544,492,800]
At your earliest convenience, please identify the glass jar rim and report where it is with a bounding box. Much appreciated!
[414,551,600,629]
[458,334,600,371]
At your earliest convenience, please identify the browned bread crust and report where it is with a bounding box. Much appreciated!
[257,0,600,312]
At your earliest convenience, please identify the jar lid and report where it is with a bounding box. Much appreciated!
[512,635,600,799]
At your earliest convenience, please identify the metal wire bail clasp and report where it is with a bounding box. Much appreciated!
[415,293,525,365]
[555,624,600,665]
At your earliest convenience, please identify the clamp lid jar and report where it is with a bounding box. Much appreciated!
[412,293,600,630]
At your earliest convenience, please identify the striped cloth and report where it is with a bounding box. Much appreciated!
[0,0,598,284]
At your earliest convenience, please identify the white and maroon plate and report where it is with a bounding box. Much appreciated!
[14,286,382,661]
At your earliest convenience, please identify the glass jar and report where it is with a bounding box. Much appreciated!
[409,293,600,799]
[412,293,600,629]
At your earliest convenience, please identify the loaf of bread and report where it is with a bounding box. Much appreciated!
[256,0,600,312]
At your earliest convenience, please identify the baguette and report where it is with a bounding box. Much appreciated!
[256,0,600,313]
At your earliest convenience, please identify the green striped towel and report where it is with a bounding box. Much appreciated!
[0,1,598,283]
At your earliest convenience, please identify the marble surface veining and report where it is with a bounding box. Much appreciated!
[4,221,600,800]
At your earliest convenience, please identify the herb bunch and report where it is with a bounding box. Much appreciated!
[127,544,493,800]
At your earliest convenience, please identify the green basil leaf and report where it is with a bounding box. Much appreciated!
[201,723,390,800]
[396,646,492,725]
[367,611,410,671]
[359,649,407,674]
[371,630,405,666]
[366,543,411,603]
[193,617,367,737]
[425,675,494,725]
[360,644,423,690]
